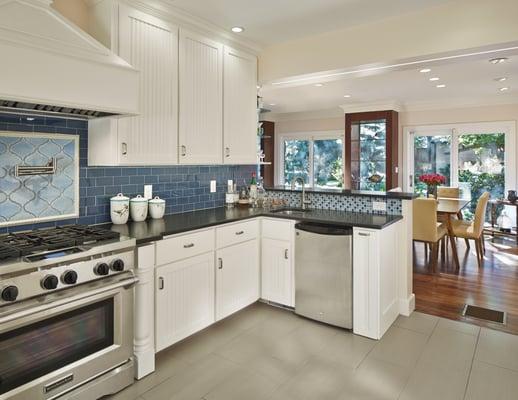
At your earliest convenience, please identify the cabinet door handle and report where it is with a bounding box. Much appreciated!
[225,147,230,158]
[358,232,370,237]
[181,145,186,156]
[183,243,195,248]
[235,230,244,235]
[284,249,289,259]
[121,142,128,155]
[218,258,223,269]
[158,277,164,290]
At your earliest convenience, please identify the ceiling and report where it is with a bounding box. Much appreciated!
[260,53,518,115]
[165,0,454,47]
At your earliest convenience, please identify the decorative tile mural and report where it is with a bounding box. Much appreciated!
[0,132,79,227]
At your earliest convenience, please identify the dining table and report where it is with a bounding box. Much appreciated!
[436,197,471,271]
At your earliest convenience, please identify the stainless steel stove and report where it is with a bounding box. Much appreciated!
[0,225,137,400]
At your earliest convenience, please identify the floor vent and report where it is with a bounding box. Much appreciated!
[462,304,506,324]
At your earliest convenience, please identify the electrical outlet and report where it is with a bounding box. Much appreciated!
[144,185,153,200]
[372,201,386,212]
[210,180,217,193]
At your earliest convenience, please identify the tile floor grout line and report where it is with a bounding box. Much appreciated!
[461,326,481,400]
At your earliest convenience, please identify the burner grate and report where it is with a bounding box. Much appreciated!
[0,243,21,262]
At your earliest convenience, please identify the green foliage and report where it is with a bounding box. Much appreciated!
[284,139,309,184]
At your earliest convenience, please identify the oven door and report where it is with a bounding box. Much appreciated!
[0,271,137,400]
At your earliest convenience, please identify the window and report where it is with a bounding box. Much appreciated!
[278,131,344,189]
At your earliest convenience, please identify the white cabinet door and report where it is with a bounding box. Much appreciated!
[179,29,223,164]
[216,240,259,320]
[155,252,215,351]
[118,5,178,165]
[261,238,293,307]
[223,46,257,164]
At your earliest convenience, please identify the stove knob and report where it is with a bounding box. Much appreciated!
[61,270,78,285]
[1,286,19,302]
[110,259,125,272]
[41,275,59,290]
[94,263,110,276]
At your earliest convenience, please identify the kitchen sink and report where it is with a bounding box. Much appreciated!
[270,208,312,216]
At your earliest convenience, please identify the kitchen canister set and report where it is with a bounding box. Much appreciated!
[110,194,166,225]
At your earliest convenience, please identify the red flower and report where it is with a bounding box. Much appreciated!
[418,173,446,186]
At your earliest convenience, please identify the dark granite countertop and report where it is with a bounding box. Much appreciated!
[266,186,418,200]
[102,207,403,245]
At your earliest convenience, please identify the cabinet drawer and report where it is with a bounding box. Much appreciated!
[156,229,214,265]
[216,219,259,249]
[262,218,293,241]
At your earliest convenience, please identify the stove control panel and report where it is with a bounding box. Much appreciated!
[0,250,135,305]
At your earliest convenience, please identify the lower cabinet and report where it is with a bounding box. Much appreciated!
[155,252,215,351]
[216,239,259,320]
[261,238,293,307]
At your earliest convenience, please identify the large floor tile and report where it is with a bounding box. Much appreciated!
[315,330,376,369]
[418,327,477,367]
[394,311,438,336]
[475,327,518,371]
[435,317,480,336]
[335,357,412,400]
[141,354,239,400]
[217,302,277,333]
[368,326,428,368]
[465,361,518,400]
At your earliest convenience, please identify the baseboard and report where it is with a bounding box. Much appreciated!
[399,294,416,316]
[134,350,155,380]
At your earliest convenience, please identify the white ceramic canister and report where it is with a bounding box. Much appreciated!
[148,196,166,219]
[110,193,130,225]
[130,195,148,222]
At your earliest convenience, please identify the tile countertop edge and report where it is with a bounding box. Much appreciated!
[102,207,403,245]
[265,186,418,200]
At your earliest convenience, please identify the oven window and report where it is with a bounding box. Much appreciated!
[0,298,114,395]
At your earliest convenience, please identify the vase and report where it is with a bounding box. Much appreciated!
[426,185,437,198]
[507,190,517,203]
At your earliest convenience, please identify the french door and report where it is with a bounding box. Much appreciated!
[406,122,516,205]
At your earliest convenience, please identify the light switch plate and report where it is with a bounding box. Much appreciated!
[210,180,217,193]
[144,185,152,200]
[372,201,386,212]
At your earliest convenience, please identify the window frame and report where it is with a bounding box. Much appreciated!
[276,130,345,188]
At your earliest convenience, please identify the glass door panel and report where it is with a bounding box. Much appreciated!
[313,139,343,189]
[283,139,310,186]
[413,135,452,196]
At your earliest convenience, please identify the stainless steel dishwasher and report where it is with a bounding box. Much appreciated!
[294,222,352,329]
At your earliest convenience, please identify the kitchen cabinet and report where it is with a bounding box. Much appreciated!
[353,222,400,339]
[223,46,257,164]
[178,29,223,164]
[216,239,260,320]
[261,238,293,307]
[155,252,215,351]
[88,3,178,166]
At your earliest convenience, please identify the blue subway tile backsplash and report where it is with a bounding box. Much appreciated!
[0,113,255,233]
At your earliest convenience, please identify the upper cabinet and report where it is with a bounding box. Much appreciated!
[87,1,258,166]
[178,30,223,164]
[223,46,258,164]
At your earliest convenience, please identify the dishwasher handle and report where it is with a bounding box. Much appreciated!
[295,222,352,236]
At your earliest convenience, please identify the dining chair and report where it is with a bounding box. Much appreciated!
[437,186,461,198]
[413,198,448,273]
[450,192,490,268]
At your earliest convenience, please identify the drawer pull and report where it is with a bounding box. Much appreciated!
[284,249,289,259]
[358,232,370,237]
[121,142,128,155]
[218,258,223,269]
[158,277,164,290]
[181,145,186,156]
[235,230,244,235]
[183,243,195,248]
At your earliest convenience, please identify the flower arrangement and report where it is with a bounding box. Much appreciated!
[418,173,446,186]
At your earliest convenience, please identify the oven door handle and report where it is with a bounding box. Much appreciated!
[0,275,138,325]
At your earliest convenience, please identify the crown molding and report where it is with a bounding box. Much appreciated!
[399,95,518,112]
[339,100,403,114]
[265,108,344,122]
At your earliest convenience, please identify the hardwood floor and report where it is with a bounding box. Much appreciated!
[413,235,518,335]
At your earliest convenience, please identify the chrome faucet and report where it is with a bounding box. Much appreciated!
[291,177,312,210]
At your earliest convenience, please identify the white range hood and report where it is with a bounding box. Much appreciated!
[0,0,139,118]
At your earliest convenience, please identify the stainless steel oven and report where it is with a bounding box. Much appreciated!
[0,270,137,400]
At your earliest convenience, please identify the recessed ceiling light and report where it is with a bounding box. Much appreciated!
[429,77,440,81]
[343,94,351,98]
[419,68,431,73]
[489,57,508,64]
[231,26,244,33]
[436,84,446,88]
[494,77,507,82]
[314,83,323,87]
[499,87,509,92]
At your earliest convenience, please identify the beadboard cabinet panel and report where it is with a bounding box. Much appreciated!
[179,30,223,164]
[155,252,215,351]
[261,238,293,307]
[223,46,257,164]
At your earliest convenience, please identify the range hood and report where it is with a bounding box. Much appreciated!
[0,0,139,119]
